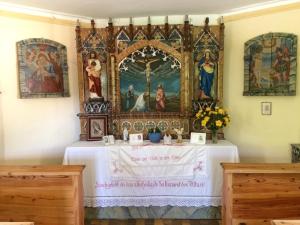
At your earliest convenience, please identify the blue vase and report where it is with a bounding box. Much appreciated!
[148,132,161,143]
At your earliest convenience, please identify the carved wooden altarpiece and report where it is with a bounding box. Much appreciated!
[75,17,224,140]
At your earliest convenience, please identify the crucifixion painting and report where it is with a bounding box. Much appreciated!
[119,46,181,113]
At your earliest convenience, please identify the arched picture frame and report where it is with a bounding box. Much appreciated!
[244,32,297,96]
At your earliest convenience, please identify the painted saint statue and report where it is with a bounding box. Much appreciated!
[86,52,102,99]
[198,49,215,99]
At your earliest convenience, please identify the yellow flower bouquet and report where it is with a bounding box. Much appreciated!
[195,106,230,143]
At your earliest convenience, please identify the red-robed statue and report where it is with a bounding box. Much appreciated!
[86,58,102,98]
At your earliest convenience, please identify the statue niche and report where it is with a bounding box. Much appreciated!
[75,20,110,141]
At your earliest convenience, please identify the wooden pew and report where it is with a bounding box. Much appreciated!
[222,163,300,225]
[272,221,300,225]
[0,223,34,225]
[0,165,84,225]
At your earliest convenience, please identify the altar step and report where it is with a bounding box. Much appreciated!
[89,219,221,225]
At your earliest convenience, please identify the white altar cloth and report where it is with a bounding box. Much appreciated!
[109,144,207,179]
[63,140,239,207]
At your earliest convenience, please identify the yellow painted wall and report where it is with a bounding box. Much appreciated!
[0,15,80,164]
[223,8,300,162]
[0,81,3,161]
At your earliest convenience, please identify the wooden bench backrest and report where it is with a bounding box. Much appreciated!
[0,165,84,225]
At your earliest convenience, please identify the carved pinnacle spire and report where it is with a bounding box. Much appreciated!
[204,17,210,33]
[91,19,96,34]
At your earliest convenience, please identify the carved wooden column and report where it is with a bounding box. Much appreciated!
[75,21,85,113]
[107,18,115,53]
[75,20,82,53]
[183,15,192,115]
[183,15,192,52]
[219,18,225,104]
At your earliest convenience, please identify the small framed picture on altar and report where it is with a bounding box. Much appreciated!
[103,135,109,144]
[87,115,108,141]
[108,135,115,144]
[129,133,143,145]
[190,132,206,145]
[103,135,115,145]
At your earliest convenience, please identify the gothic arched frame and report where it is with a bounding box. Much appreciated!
[114,40,186,116]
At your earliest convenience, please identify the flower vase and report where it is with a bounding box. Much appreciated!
[211,130,218,144]
[148,132,161,143]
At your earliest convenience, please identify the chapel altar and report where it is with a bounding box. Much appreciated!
[71,15,229,223]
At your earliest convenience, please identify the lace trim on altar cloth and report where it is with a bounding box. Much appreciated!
[84,196,221,207]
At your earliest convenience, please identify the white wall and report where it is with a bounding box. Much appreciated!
[0,15,80,164]
[223,9,300,163]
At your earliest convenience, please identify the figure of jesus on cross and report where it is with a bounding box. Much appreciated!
[136,57,159,110]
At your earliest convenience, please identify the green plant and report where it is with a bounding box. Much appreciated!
[148,126,161,133]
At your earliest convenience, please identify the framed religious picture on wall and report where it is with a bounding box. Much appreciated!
[16,38,70,98]
[87,115,108,141]
[244,32,297,96]
[261,102,272,115]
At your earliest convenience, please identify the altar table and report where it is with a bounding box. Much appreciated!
[63,140,239,208]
